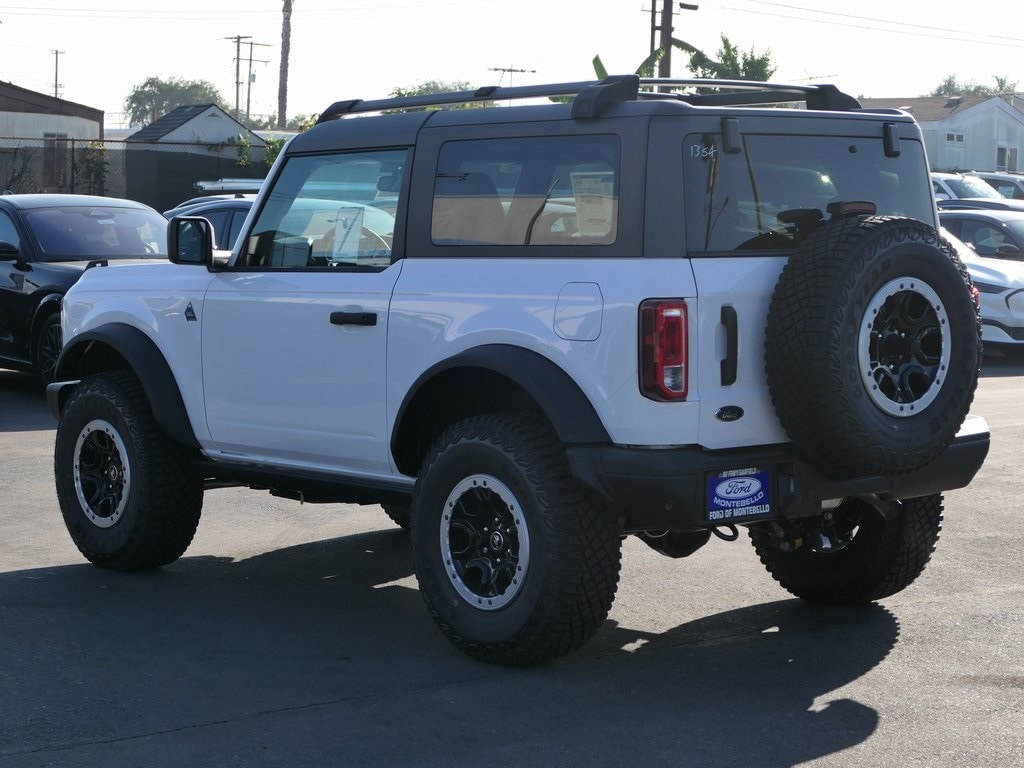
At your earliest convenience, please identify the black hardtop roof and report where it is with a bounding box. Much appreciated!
[290,75,918,156]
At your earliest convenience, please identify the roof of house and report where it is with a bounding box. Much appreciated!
[127,104,266,144]
[0,80,103,124]
[859,95,1003,121]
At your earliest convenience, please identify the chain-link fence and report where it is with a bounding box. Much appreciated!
[0,136,272,212]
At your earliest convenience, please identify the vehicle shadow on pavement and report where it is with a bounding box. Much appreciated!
[0,370,51,432]
[980,349,1024,378]
[0,527,897,767]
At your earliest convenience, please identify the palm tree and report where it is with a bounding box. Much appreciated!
[277,0,293,129]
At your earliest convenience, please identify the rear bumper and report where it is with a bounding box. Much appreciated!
[566,415,990,530]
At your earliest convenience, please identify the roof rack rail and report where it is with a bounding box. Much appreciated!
[313,75,861,125]
[315,75,641,123]
[637,78,861,110]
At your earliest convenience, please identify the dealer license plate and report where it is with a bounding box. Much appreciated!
[706,467,773,523]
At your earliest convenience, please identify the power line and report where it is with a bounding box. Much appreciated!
[488,66,535,87]
[224,35,269,121]
[722,1,1024,49]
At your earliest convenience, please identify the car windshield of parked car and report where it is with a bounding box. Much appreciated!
[26,206,168,261]
[944,175,1003,199]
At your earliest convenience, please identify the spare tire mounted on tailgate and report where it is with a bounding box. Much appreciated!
[765,215,981,477]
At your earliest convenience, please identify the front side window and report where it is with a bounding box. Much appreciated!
[683,134,936,253]
[242,149,406,269]
[432,135,620,247]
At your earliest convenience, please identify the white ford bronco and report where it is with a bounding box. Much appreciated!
[49,76,990,665]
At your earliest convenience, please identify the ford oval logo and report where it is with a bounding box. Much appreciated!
[715,405,745,422]
[715,477,762,501]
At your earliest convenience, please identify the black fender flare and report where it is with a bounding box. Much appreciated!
[392,344,610,471]
[31,292,62,328]
[51,322,199,449]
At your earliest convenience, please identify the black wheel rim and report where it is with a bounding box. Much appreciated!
[859,277,950,416]
[38,320,62,383]
[73,419,131,528]
[440,474,530,610]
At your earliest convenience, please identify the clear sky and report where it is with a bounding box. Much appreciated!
[1,0,1020,129]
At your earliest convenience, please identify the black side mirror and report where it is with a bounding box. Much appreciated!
[168,216,214,267]
[0,240,18,259]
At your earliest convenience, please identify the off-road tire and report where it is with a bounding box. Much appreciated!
[749,494,943,605]
[766,216,981,477]
[382,503,411,530]
[411,412,622,666]
[54,371,203,570]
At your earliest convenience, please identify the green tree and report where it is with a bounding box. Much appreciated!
[123,77,230,127]
[688,35,776,81]
[591,34,772,83]
[928,74,1017,97]
[386,80,493,111]
[592,36,706,80]
[245,113,317,131]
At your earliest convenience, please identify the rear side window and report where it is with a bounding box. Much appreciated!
[683,134,935,252]
[432,135,620,246]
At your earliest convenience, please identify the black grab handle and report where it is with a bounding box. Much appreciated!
[330,311,377,327]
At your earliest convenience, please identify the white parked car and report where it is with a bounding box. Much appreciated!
[931,171,1006,201]
[968,171,1024,200]
[943,227,1024,354]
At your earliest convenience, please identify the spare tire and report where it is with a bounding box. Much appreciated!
[765,215,981,477]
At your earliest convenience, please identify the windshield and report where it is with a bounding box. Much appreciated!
[26,205,167,261]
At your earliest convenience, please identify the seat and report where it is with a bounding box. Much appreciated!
[431,173,506,244]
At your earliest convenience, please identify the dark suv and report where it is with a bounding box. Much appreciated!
[50,77,988,665]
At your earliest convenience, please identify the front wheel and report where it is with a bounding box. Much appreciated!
[54,371,203,570]
[34,313,62,384]
[411,413,622,666]
[749,494,943,605]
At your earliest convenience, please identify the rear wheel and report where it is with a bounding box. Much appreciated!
[749,494,943,605]
[54,371,203,570]
[411,413,622,665]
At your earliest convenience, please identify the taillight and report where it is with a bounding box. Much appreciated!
[639,299,688,401]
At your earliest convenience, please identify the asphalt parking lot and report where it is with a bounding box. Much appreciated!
[1,359,1022,768]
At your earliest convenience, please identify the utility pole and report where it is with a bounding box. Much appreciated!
[51,49,64,99]
[655,2,699,79]
[244,40,272,124]
[223,35,252,120]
